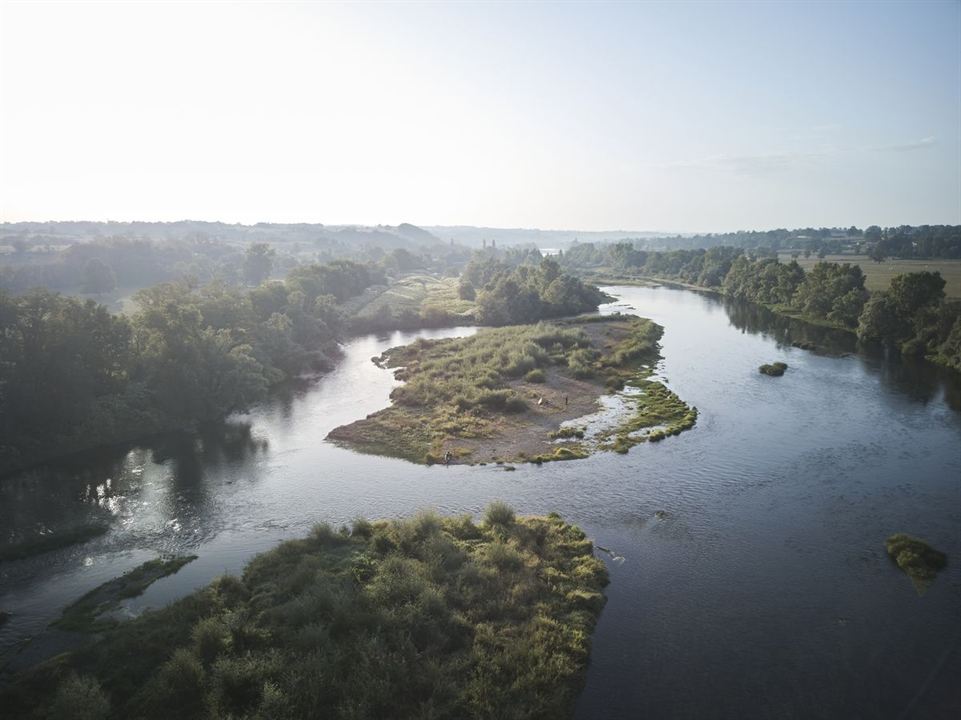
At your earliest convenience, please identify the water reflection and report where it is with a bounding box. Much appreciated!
[719,295,961,410]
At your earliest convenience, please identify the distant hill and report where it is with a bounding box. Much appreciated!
[0,221,442,252]
[425,226,672,249]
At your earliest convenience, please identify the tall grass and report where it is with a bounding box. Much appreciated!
[2,506,609,720]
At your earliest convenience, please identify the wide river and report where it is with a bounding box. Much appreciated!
[2,285,960,718]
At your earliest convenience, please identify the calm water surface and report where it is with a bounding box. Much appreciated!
[1,286,959,718]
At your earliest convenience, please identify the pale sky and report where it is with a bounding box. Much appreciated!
[1,0,959,232]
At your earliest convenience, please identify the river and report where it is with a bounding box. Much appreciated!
[1,285,959,718]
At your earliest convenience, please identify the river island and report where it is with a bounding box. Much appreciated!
[0,506,608,720]
[327,314,697,464]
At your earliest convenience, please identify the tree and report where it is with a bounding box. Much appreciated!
[458,280,476,301]
[857,292,904,343]
[888,271,945,316]
[82,258,117,294]
[244,243,275,286]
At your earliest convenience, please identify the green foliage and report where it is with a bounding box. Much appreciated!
[0,258,383,474]
[82,258,117,295]
[561,243,961,371]
[56,556,198,632]
[329,315,668,464]
[48,674,111,720]
[600,380,697,453]
[524,368,546,383]
[468,256,605,325]
[3,510,608,720]
[483,501,516,529]
[759,362,788,376]
[243,243,275,286]
[885,533,947,595]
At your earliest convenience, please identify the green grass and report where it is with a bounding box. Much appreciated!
[348,275,476,331]
[0,522,110,563]
[600,380,698,453]
[328,315,677,464]
[55,556,198,632]
[778,254,961,298]
[885,533,947,595]
[1,507,608,720]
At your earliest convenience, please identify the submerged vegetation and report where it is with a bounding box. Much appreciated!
[328,314,696,464]
[759,362,788,377]
[56,556,198,632]
[885,533,947,595]
[0,506,608,720]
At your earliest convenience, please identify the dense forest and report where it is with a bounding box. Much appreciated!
[0,260,382,474]
[560,244,961,371]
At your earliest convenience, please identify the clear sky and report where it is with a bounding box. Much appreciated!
[1,0,959,231]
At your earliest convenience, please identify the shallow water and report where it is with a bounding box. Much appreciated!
[1,286,959,718]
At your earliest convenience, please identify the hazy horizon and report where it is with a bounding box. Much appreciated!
[2,1,959,231]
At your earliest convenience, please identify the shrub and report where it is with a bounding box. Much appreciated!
[351,517,374,538]
[152,648,206,716]
[483,541,525,572]
[759,362,788,376]
[48,674,110,720]
[524,368,546,383]
[483,501,516,529]
[192,616,231,665]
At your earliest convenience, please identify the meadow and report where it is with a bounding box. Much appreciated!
[346,274,476,332]
[777,254,961,298]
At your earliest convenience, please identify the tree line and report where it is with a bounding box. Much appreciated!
[606,224,960,258]
[0,260,383,474]
[560,244,961,371]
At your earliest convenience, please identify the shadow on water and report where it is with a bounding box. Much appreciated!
[0,421,267,550]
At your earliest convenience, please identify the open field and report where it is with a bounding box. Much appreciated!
[777,254,961,297]
[344,274,476,331]
[328,314,696,464]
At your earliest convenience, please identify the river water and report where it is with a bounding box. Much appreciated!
[1,285,959,718]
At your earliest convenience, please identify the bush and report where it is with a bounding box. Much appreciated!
[524,368,546,383]
[48,674,110,720]
[484,501,516,529]
[152,648,206,716]
[759,362,787,376]
[192,616,231,665]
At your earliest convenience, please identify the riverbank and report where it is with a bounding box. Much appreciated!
[585,270,860,333]
[327,314,696,464]
[0,506,608,720]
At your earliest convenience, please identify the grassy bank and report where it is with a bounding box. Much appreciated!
[328,314,696,464]
[0,506,608,720]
